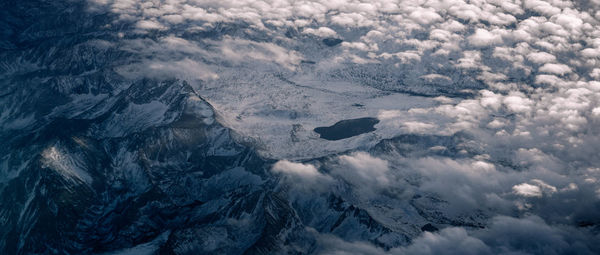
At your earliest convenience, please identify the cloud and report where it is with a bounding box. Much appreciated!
[315,216,599,255]
[272,160,327,181]
[303,27,339,38]
[475,216,599,255]
[217,37,303,70]
[116,58,218,81]
[503,92,533,113]
[402,121,437,133]
[524,0,562,16]
[408,157,507,214]
[408,7,442,25]
[539,63,572,75]
[314,232,389,255]
[335,152,390,186]
[468,29,503,47]
[135,19,166,31]
[396,227,492,255]
[513,183,543,197]
[527,51,557,64]
[272,160,334,194]
[315,227,492,255]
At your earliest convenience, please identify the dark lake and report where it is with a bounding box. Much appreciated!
[322,38,343,46]
[314,117,380,141]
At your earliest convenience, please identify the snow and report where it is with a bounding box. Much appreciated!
[197,71,436,159]
[102,231,170,255]
[41,146,93,185]
[95,100,171,137]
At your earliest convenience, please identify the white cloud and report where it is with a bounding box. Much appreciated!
[408,7,442,25]
[402,121,436,133]
[468,29,503,47]
[475,216,598,254]
[503,93,533,113]
[581,48,600,58]
[135,19,165,30]
[218,37,303,70]
[527,52,557,64]
[314,216,600,254]
[513,183,543,197]
[420,74,452,83]
[408,157,509,214]
[117,58,218,81]
[397,227,492,255]
[302,27,338,38]
[539,63,572,75]
[272,160,330,183]
[456,51,483,69]
[336,152,390,186]
[524,0,562,16]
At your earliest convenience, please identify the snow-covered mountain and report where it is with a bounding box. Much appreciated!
[1,0,600,254]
